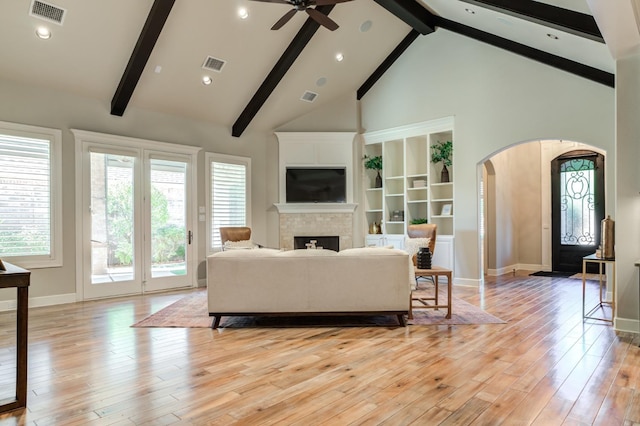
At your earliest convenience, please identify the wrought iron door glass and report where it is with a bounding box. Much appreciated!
[559,158,595,246]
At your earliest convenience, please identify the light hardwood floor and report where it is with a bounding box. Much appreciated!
[0,272,639,425]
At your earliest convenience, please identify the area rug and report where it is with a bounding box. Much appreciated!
[132,290,505,328]
[529,271,574,278]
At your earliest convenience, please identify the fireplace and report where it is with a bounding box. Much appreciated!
[294,236,340,251]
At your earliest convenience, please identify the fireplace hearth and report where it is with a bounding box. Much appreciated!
[294,236,340,252]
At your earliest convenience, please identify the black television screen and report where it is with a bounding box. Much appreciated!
[286,167,346,203]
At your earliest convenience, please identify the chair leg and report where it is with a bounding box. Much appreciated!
[408,293,413,319]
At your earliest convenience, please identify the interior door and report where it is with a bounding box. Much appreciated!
[551,151,604,273]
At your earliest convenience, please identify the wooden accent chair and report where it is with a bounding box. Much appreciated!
[219,227,252,250]
[407,224,437,266]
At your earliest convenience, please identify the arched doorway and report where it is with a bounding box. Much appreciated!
[480,141,606,278]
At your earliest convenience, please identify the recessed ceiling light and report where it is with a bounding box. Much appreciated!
[316,77,327,87]
[238,7,248,20]
[202,76,212,85]
[547,33,559,40]
[360,20,372,32]
[154,65,162,74]
[464,8,475,14]
[335,53,344,62]
[35,26,51,39]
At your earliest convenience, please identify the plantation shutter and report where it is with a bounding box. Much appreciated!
[0,135,51,256]
[211,161,247,248]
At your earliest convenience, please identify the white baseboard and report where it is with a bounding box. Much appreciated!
[615,317,640,334]
[0,293,77,312]
[454,277,481,287]
[197,278,207,288]
[487,264,546,276]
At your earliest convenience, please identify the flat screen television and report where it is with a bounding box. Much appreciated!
[286,167,346,203]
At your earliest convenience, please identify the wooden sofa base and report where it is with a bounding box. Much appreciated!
[209,311,408,329]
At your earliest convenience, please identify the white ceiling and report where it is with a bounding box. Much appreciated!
[0,0,620,135]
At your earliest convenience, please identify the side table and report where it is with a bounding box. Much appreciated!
[0,261,30,413]
[582,254,615,323]
[410,266,452,319]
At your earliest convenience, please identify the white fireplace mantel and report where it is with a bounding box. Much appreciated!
[274,203,358,214]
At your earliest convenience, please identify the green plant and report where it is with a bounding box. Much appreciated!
[410,218,428,225]
[431,140,453,167]
[363,155,382,171]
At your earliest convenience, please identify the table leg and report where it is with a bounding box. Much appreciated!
[446,271,452,319]
[582,259,587,319]
[16,286,28,408]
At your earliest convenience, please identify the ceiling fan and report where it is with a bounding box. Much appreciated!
[250,0,353,31]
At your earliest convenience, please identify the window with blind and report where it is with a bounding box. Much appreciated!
[206,153,251,252]
[0,121,62,268]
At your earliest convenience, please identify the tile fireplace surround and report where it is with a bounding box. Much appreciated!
[279,211,353,251]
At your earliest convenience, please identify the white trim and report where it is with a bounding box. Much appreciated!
[453,277,481,287]
[0,120,63,269]
[363,117,454,144]
[0,293,76,311]
[614,317,640,334]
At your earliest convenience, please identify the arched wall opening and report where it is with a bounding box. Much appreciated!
[478,139,607,280]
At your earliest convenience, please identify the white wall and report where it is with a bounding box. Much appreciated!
[360,29,615,286]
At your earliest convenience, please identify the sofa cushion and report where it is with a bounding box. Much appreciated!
[212,248,280,258]
[223,239,258,250]
[338,247,403,256]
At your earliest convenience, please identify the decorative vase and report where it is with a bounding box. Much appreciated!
[375,171,382,188]
[440,165,450,183]
[417,247,432,269]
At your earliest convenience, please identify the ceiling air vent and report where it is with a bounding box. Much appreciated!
[202,56,226,73]
[300,91,318,103]
[29,0,66,25]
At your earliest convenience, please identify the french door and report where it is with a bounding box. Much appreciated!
[76,132,198,300]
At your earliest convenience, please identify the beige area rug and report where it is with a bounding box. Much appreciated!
[569,273,605,281]
[132,290,505,328]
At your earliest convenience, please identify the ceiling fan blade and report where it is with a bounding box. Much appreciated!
[271,8,298,30]
[306,8,338,31]
[314,0,353,5]
[250,0,291,3]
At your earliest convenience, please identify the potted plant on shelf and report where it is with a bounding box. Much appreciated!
[363,155,383,188]
[431,140,453,183]
[410,218,428,225]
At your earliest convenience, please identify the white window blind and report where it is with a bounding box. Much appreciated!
[0,134,52,257]
[210,158,249,249]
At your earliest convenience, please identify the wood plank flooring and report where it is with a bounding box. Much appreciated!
[0,271,638,425]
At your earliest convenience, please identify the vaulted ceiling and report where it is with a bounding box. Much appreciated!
[0,0,621,137]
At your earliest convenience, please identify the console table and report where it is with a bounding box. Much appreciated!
[582,254,615,323]
[0,261,30,413]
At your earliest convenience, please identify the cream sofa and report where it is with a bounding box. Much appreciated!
[206,247,413,328]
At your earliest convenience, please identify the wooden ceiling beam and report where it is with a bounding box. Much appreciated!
[373,0,436,35]
[458,0,604,43]
[232,5,335,137]
[357,30,420,100]
[434,16,614,87]
[111,0,175,117]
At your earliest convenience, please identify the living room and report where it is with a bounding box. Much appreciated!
[1,0,640,422]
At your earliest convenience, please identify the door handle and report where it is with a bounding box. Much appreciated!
[188,230,193,245]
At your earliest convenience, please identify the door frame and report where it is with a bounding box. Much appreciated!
[540,141,606,272]
[72,129,200,301]
[551,150,605,272]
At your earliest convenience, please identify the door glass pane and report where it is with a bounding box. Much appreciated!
[150,159,186,278]
[559,158,595,246]
[90,153,135,284]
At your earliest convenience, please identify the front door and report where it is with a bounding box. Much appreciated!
[551,151,604,273]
